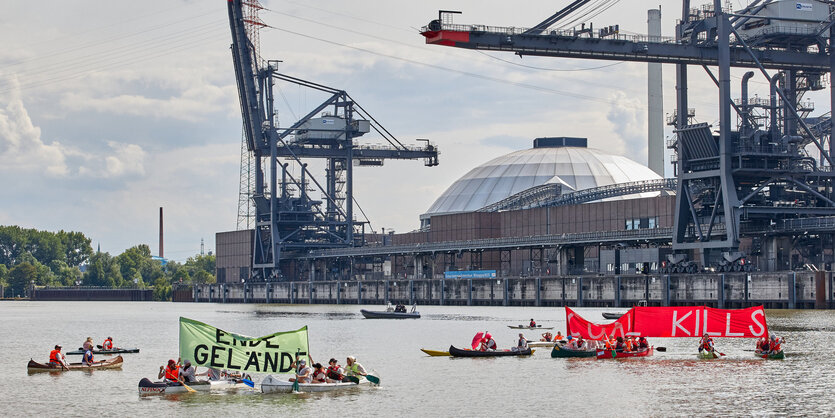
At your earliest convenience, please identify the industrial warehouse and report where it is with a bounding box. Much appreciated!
[194,0,835,308]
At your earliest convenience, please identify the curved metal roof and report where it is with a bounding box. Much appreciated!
[423,146,662,218]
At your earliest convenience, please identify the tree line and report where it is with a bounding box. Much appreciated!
[0,225,215,300]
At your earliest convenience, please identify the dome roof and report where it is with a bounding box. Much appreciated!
[423,140,661,218]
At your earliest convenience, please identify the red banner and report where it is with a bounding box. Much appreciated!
[566,306,768,339]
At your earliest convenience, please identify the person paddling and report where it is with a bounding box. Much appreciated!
[49,345,69,369]
[159,358,181,382]
[289,359,311,384]
[768,334,782,354]
[553,331,564,342]
[698,333,715,354]
[82,347,95,366]
[179,360,198,383]
[102,337,114,351]
[540,332,553,342]
[479,333,497,352]
[529,318,536,328]
[344,356,367,378]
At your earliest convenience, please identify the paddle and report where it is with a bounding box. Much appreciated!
[179,379,197,393]
[366,373,380,385]
[656,347,667,352]
[242,378,255,388]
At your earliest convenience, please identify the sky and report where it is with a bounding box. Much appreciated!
[1,0,831,261]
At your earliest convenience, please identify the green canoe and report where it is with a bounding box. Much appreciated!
[551,344,597,358]
[698,350,718,359]
[755,350,784,360]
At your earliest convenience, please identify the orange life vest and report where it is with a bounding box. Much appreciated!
[102,339,113,350]
[625,339,634,351]
[49,349,62,365]
[164,365,180,381]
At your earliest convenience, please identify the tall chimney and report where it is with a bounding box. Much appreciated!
[647,8,664,176]
[159,206,164,258]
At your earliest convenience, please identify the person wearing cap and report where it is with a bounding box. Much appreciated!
[344,356,367,378]
[102,337,114,351]
[179,359,197,383]
[289,359,312,384]
[49,345,68,368]
[326,358,345,382]
[566,335,577,349]
[515,333,528,351]
[159,357,181,382]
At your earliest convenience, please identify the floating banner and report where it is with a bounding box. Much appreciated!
[179,317,309,374]
[566,306,768,339]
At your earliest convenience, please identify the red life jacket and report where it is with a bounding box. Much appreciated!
[49,349,62,365]
[529,321,536,327]
[700,338,713,350]
[326,365,343,380]
[770,339,781,352]
[102,339,113,350]
[164,365,180,381]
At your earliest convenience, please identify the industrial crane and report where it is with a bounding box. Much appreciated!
[421,0,835,270]
[227,0,439,281]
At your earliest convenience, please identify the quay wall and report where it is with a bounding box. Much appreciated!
[191,272,832,309]
[31,286,154,301]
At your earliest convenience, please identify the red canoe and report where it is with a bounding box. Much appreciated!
[596,346,654,359]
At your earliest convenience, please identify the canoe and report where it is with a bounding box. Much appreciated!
[66,347,140,355]
[360,309,420,319]
[421,348,451,356]
[27,355,123,372]
[602,312,625,320]
[551,344,597,358]
[595,347,654,359]
[260,374,373,393]
[755,350,784,360]
[138,377,246,395]
[507,325,554,330]
[448,345,534,357]
[698,350,719,359]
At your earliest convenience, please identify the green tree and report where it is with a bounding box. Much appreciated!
[0,225,27,266]
[83,252,121,287]
[0,264,8,297]
[8,262,36,297]
[153,276,171,301]
[58,231,93,267]
[25,230,65,266]
[192,269,215,284]
[184,254,215,276]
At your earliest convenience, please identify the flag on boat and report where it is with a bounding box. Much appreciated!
[179,317,310,374]
[566,306,768,339]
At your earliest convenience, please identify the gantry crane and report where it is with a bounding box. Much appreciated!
[228,0,439,280]
[421,0,835,270]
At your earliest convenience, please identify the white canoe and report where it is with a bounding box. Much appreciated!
[138,378,246,395]
[527,341,558,348]
[260,374,371,393]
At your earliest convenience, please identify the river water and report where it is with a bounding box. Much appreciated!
[3,301,833,417]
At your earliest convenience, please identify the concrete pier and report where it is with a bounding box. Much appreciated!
[191,272,830,309]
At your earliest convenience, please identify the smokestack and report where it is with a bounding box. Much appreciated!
[647,8,664,176]
[159,207,164,258]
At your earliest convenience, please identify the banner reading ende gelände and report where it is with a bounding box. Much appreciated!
[179,317,310,374]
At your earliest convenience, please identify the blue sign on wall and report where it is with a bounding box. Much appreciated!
[444,270,497,279]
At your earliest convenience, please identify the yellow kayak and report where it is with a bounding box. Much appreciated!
[420,348,451,356]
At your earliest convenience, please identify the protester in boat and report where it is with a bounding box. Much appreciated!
[102,337,113,350]
[615,337,625,351]
[624,337,634,352]
[768,334,782,354]
[179,360,197,383]
[289,359,312,383]
[479,333,497,352]
[326,358,344,382]
[516,333,528,351]
[553,331,564,341]
[529,318,536,327]
[82,348,95,366]
[540,332,553,342]
[394,303,405,313]
[638,336,649,350]
[698,333,715,354]
[49,345,69,368]
[197,367,222,381]
[345,356,368,378]
[575,336,586,350]
[310,363,327,383]
[83,337,94,351]
[159,358,181,382]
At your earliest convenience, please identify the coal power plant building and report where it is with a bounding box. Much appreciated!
[215,136,830,284]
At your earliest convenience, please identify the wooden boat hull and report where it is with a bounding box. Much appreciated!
[138,377,245,395]
[507,325,554,330]
[360,309,420,319]
[755,350,784,359]
[449,345,534,357]
[27,355,123,372]
[602,312,625,320]
[421,348,451,356]
[260,374,372,393]
[66,348,139,355]
[596,347,654,359]
[550,345,597,358]
[528,341,558,348]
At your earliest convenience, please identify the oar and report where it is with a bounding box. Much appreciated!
[366,374,380,385]
[242,378,255,388]
[656,347,667,352]
[180,380,197,393]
